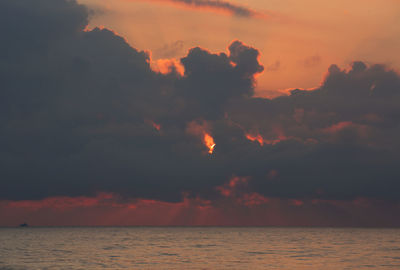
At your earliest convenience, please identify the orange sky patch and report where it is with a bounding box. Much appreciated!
[80,0,400,96]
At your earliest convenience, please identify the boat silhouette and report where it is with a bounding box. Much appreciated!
[19,222,29,227]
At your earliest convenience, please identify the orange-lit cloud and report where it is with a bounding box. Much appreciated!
[216,176,249,197]
[322,121,353,133]
[2,192,399,227]
[245,133,265,146]
[226,115,294,147]
[145,119,162,131]
[245,131,291,146]
[5,193,117,210]
[151,58,185,76]
[215,176,271,207]
[320,121,371,143]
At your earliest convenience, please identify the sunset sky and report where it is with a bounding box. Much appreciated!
[81,0,400,96]
[1,0,400,227]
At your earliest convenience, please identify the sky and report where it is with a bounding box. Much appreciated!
[1,0,400,227]
[81,0,400,97]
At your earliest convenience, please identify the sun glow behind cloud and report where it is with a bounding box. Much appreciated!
[186,121,217,155]
[203,133,216,154]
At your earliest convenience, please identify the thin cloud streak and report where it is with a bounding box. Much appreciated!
[125,0,264,18]
[172,0,256,17]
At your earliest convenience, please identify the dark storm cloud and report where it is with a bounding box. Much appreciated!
[223,62,400,201]
[0,0,88,57]
[1,0,400,205]
[0,0,263,202]
[177,40,263,119]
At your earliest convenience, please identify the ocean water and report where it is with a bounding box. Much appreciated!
[0,227,399,269]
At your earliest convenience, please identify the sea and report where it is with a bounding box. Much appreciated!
[0,227,399,269]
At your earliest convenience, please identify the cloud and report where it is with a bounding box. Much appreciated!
[265,60,280,72]
[223,61,400,201]
[1,0,400,227]
[2,191,399,227]
[177,40,264,119]
[171,0,258,17]
[154,40,185,59]
[0,0,264,203]
[125,0,262,18]
[299,55,321,68]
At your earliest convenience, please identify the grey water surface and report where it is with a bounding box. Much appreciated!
[0,227,399,269]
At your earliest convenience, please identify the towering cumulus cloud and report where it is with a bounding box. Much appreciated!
[1,0,400,226]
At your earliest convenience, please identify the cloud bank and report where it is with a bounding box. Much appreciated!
[1,0,400,226]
